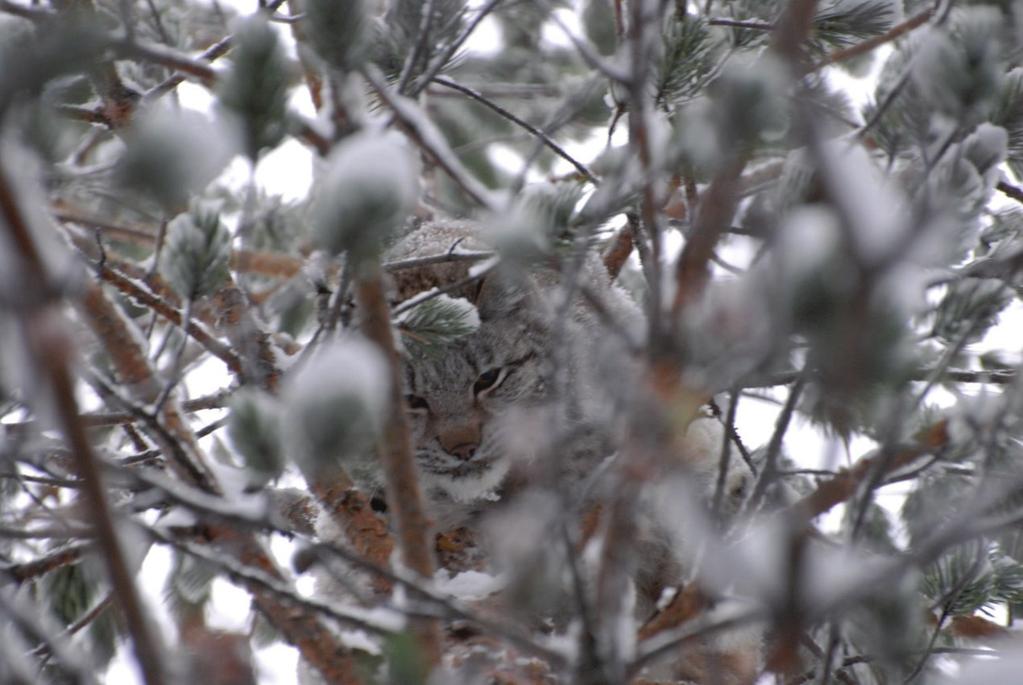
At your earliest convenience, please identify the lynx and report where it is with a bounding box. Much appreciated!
[386,221,645,530]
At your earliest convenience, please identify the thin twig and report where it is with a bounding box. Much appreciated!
[744,372,807,516]
[142,524,400,637]
[1,543,92,585]
[408,0,505,97]
[94,264,243,376]
[392,261,496,316]
[397,0,437,95]
[671,156,747,316]
[750,367,1017,388]
[709,17,775,30]
[141,0,287,102]
[386,250,493,272]
[793,419,950,521]
[712,388,740,516]
[432,76,599,184]
[364,65,497,210]
[542,0,630,82]
[629,608,768,675]
[997,180,1023,206]
[858,65,913,139]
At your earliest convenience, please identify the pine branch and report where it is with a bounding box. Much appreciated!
[671,156,747,316]
[857,63,912,139]
[364,65,497,210]
[282,0,324,110]
[77,284,219,490]
[55,104,114,127]
[753,367,1017,387]
[118,463,566,665]
[204,280,402,606]
[397,0,437,94]
[210,281,282,392]
[0,589,101,685]
[75,266,360,683]
[26,12,331,157]
[1,543,93,585]
[789,648,1000,685]
[353,264,442,665]
[813,6,933,69]
[629,607,768,676]
[0,165,169,685]
[1,393,227,434]
[92,265,244,382]
[771,0,822,68]
[141,0,288,102]
[626,0,668,344]
[601,225,634,279]
[54,206,159,244]
[998,180,1023,206]
[0,525,93,541]
[145,524,397,638]
[60,209,494,279]
[794,419,950,521]
[708,17,775,30]
[542,0,630,82]
[117,37,218,85]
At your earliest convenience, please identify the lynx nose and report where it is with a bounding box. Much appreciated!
[437,420,481,461]
[448,443,478,461]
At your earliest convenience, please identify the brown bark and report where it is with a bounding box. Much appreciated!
[212,282,282,392]
[794,420,949,521]
[637,585,708,642]
[310,478,395,595]
[94,264,243,376]
[2,543,90,584]
[354,268,442,665]
[671,157,746,317]
[601,227,634,281]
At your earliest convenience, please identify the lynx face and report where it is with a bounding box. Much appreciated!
[402,276,552,505]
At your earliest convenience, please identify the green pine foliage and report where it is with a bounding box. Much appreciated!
[161,201,232,299]
[303,0,373,71]
[227,388,284,486]
[810,0,896,52]
[217,15,291,161]
[654,16,720,111]
[43,562,119,668]
[397,294,480,354]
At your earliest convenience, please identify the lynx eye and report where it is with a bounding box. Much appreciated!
[473,367,506,396]
[405,394,429,411]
